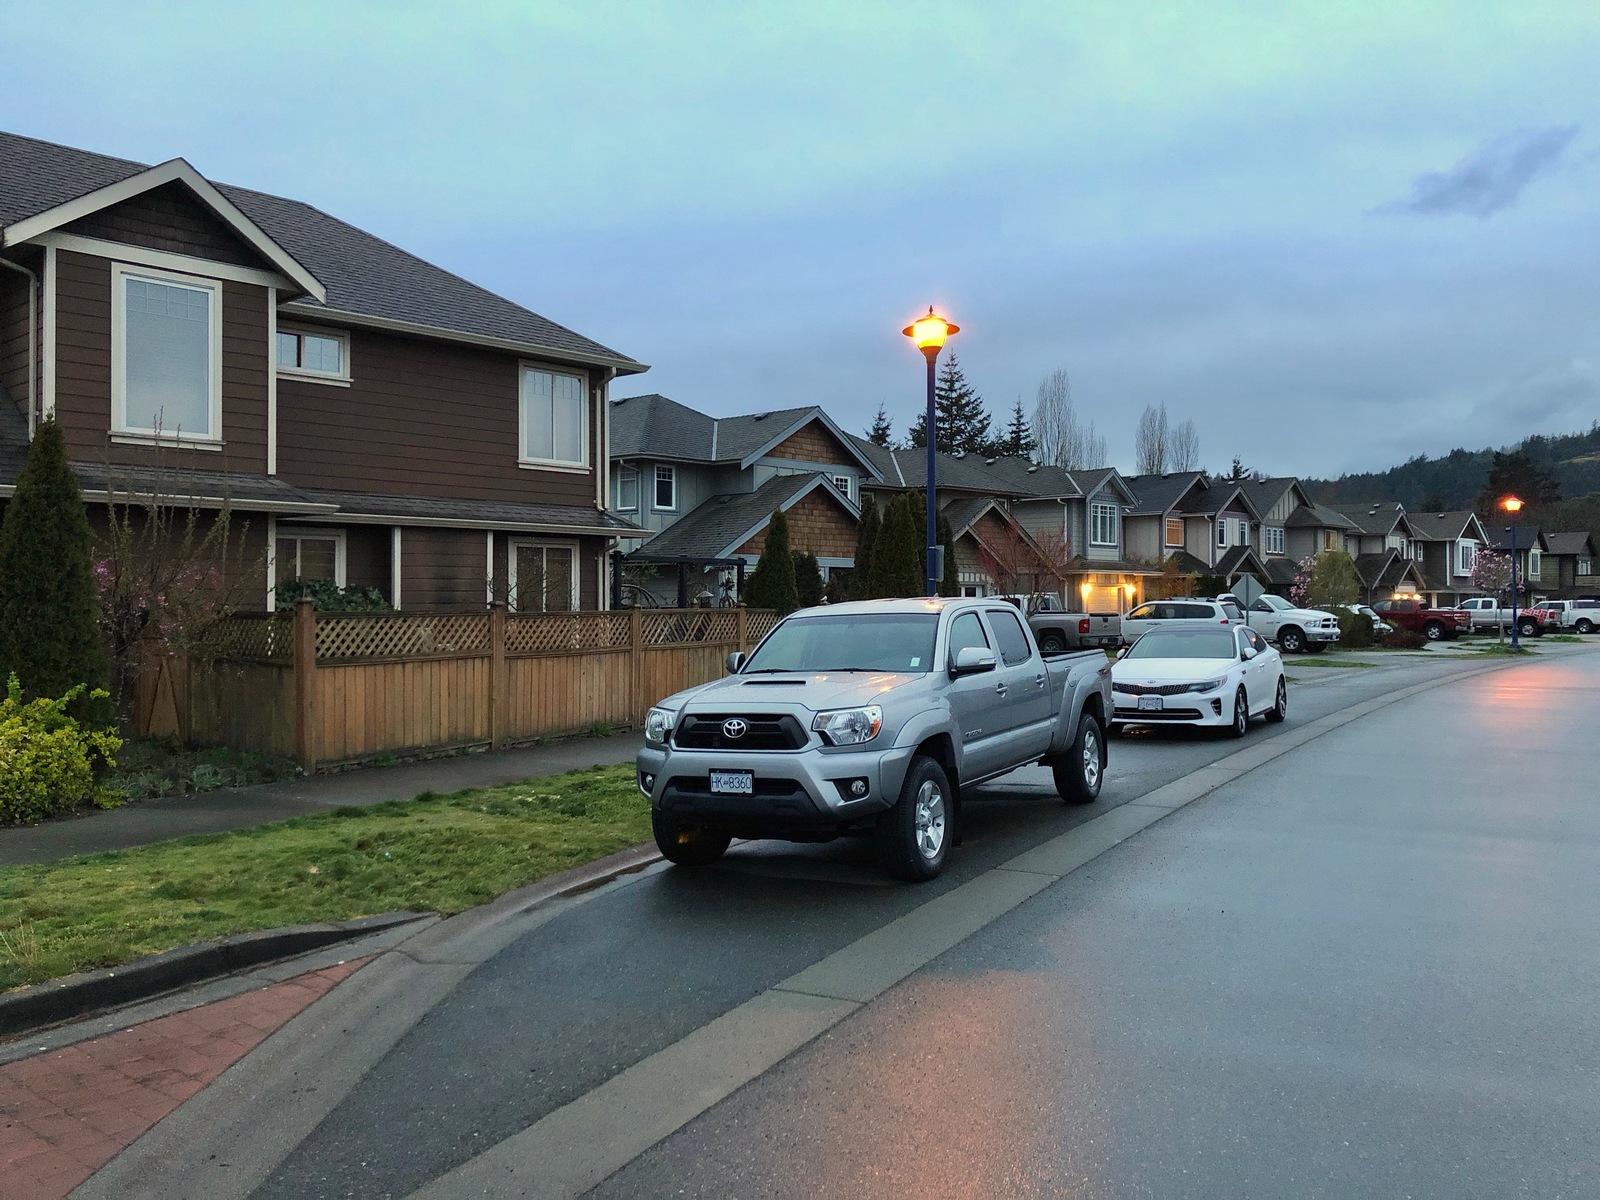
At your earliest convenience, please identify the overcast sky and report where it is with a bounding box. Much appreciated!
[5,2,1597,478]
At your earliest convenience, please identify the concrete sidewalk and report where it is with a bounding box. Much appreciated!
[0,733,640,868]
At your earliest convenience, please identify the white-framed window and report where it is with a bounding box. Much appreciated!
[511,541,578,613]
[1090,502,1118,546]
[960,584,986,597]
[274,528,347,588]
[519,364,588,468]
[1457,540,1476,575]
[277,324,350,384]
[1217,519,1228,548]
[1165,517,1184,547]
[653,464,677,511]
[1323,530,1338,552]
[831,474,853,501]
[112,263,221,444]
[614,466,640,511]
[1580,557,1593,576]
[1265,526,1285,555]
[1528,549,1542,579]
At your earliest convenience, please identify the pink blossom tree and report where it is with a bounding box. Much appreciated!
[1287,555,1316,607]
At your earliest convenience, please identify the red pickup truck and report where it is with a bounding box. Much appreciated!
[1371,598,1471,641]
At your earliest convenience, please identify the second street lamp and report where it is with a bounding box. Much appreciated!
[1503,494,1524,648]
[902,307,959,597]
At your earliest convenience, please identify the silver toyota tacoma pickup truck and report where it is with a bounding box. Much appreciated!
[637,597,1115,881]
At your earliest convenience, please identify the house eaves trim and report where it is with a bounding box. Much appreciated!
[0,484,340,516]
[279,511,649,537]
[32,232,298,292]
[715,475,859,559]
[739,410,884,479]
[279,302,647,374]
[4,158,327,302]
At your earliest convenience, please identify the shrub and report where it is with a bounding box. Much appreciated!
[792,552,825,608]
[1385,626,1427,650]
[1308,551,1361,608]
[274,579,392,611]
[0,674,122,824]
[1337,609,1375,648]
[851,496,881,599]
[744,510,799,614]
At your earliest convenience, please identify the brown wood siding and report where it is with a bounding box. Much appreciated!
[52,250,269,473]
[489,531,604,609]
[737,489,857,558]
[401,526,489,610]
[61,182,266,268]
[86,504,269,612]
[0,255,38,410]
[341,525,392,596]
[275,328,601,506]
[766,422,857,467]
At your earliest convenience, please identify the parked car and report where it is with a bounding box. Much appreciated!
[1118,597,1245,645]
[1458,598,1553,637]
[1540,599,1600,634]
[1111,625,1286,737]
[638,598,1115,881]
[1371,598,1471,641]
[1334,604,1394,640]
[1014,593,1123,653]
[1224,592,1341,654]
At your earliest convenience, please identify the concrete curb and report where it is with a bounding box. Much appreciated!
[0,911,431,1039]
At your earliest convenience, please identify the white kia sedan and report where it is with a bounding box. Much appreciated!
[1111,625,1286,738]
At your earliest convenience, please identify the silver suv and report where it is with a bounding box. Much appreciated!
[1120,596,1245,645]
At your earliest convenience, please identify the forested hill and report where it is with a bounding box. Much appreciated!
[1305,426,1600,510]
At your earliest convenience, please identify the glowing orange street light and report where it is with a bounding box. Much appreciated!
[902,307,960,596]
[1502,494,1525,647]
[1501,495,1524,514]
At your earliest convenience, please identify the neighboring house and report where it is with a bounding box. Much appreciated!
[1351,548,1428,604]
[0,129,644,614]
[1543,531,1598,597]
[609,393,870,603]
[1284,500,1357,562]
[1336,503,1418,561]
[1406,510,1490,607]
[1241,477,1316,592]
[1482,522,1552,598]
[1122,471,1210,568]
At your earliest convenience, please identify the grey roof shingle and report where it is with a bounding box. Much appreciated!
[609,395,876,472]
[1405,510,1485,543]
[1240,477,1304,518]
[630,473,843,560]
[1335,502,1407,536]
[1124,471,1207,516]
[1546,531,1595,556]
[1285,501,1359,530]
[0,130,640,370]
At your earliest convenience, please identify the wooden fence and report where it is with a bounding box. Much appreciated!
[140,603,781,771]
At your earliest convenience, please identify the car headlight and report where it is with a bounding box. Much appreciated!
[811,705,883,746]
[643,707,677,745]
[1188,677,1228,693]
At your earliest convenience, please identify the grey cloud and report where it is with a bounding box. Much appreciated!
[1380,124,1579,218]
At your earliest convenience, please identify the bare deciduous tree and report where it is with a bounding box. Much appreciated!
[1169,419,1201,471]
[1134,402,1170,475]
[1031,370,1107,470]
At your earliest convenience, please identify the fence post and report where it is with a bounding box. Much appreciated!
[293,599,317,773]
[736,605,749,653]
[630,607,644,723]
[489,600,507,750]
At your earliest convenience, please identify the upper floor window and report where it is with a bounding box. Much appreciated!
[1579,557,1593,576]
[1090,502,1118,546]
[614,466,640,511]
[277,325,350,384]
[113,265,220,443]
[654,464,677,510]
[1264,526,1285,555]
[1165,517,1183,546]
[1529,549,1542,578]
[831,474,853,501]
[1457,541,1476,574]
[1217,520,1228,548]
[519,365,588,468]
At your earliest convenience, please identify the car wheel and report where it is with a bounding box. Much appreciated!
[1278,627,1305,654]
[1577,619,1595,635]
[1227,688,1249,739]
[652,810,732,867]
[1051,713,1104,805]
[1265,676,1287,723]
[1518,618,1539,638]
[1423,620,1445,640]
[1038,631,1066,654]
[876,756,952,882]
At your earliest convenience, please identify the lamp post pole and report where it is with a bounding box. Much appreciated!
[1509,513,1520,650]
[923,346,939,597]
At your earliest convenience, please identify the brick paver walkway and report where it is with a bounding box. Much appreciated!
[0,957,370,1200]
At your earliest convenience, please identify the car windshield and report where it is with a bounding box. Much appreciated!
[1125,629,1237,660]
[741,613,939,674]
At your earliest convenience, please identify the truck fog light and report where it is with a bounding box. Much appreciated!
[638,772,655,795]
[849,778,868,797]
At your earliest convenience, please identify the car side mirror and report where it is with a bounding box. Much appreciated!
[1241,647,1255,660]
[950,646,998,676]
[726,651,745,674]
[1115,646,1130,659]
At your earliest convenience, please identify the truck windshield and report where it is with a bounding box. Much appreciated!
[742,614,940,674]
[1125,629,1237,660]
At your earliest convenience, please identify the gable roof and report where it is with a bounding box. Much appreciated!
[629,472,855,561]
[1545,531,1596,557]
[1240,477,1309,519]
[610,395,881,476]
[1214,544,1269,579]
[1124,471,1209,517]
[1180,481,1260,520]
[1483,524,1549,554]
[1285,501,1359,531]
[1405,510,1488,543]
[1354,550,1426,591]
[1335,501,1409,537]
[0,129,641,372]
[845,434,1018,494]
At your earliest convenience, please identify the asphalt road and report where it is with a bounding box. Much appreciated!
[84,645,1600,1198]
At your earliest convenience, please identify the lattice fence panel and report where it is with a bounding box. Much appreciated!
[641,609,739,646]
[506,612,632,655]
[744,609,781,643]
[203,615,294,663]
[316,613,491,662]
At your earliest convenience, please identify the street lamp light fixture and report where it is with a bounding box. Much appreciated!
[1502,494,1525,647]
[902,307,960,597]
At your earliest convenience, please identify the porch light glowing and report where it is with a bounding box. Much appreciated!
[1501,495,1524,514]
[1080,583,1092,596]
[902,307,959,351]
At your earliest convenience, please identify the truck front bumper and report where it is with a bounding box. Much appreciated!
[1306,627,1341,644]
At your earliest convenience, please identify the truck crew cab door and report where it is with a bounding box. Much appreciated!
[945,611,1008,780]
[983,606,1055,763]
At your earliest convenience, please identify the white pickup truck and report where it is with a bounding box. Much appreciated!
[1227,593,1342,654]
[1540,599,1600,634]
[1458,598,1553,637]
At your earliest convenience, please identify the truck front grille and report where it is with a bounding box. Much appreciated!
[672,714,808,751]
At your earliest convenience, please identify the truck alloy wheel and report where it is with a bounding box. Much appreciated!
[1279,628,1305,654]
[877,756,952,882]
[1518,619,1538,637]
[1578,620,1595,635]
[1052,714,1103,805]
[1039,631,1067,654]
[1424,621,1444,640]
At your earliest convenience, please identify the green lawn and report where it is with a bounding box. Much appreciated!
[0,765,649,992]
[1284,657,1372,668]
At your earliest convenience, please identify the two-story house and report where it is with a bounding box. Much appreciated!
[1124,473,1267,588]
[1284,500,1356,562]
[0,130,644,614]
[1241,477,1317,593]
[1335,503,1426,602]
[1482,521,1551,600]
[1406,511,1490,607]
[1543,531,1598,598]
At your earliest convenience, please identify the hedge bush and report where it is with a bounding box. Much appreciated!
[1337,609,1375,648]
[274,579,392,611]
[1384,626,1427,650]
[0,674,122,824]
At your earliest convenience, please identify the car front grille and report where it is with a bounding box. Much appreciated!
[1114,706,1205,721]
[672,713,808,751]
[1114,682,1196,697]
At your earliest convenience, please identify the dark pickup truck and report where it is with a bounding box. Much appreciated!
[1371,598,1471,641]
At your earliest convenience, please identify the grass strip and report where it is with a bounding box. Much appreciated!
[0,765,648,992]
[1282,658,1371,669]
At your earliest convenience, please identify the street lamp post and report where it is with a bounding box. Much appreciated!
[902,307,959,597]
[1503,495,1524,648]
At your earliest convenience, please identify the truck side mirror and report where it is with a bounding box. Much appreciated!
[726,651,745,674]
[950,646,998,676]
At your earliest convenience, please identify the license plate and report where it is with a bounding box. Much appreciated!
[709,770,753,795]
[1137,695,1164,712]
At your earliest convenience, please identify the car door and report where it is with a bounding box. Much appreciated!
[944,611,1008,779]
[1241,627,1274,711]
[1121,602,1159,643]
[983,606,1054,762]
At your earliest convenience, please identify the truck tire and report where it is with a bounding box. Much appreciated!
[1517,618,1540,638]
[1577,619,1595,634]
[876,756,952,882]
[1423,620,1445,641]
[1278,626,1306,654]
[1038,630,1067,654]
[1226,688,1249,739]
[1050,714,1104,805]
[652,810,731,867]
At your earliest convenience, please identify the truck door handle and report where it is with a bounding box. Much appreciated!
[1035,674,1046,688]
[995,684,1008,697]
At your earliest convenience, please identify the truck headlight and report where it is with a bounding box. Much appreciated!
[643,707,677,745]
[811,705,883,746]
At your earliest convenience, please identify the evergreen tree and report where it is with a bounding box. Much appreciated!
[0,417,107,710]
[1307,551,1361,608]
[851,496,881,599]
[993,397,1036,459]
[866,404,894,448]
[743,510,799,614]
[937,511,960,597]
[1477,448,1561,512]
[792,551,825,608]
[868,496,923,598]
[906,355,992,455]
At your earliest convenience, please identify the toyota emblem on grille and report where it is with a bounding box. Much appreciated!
[721,718,748,739]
